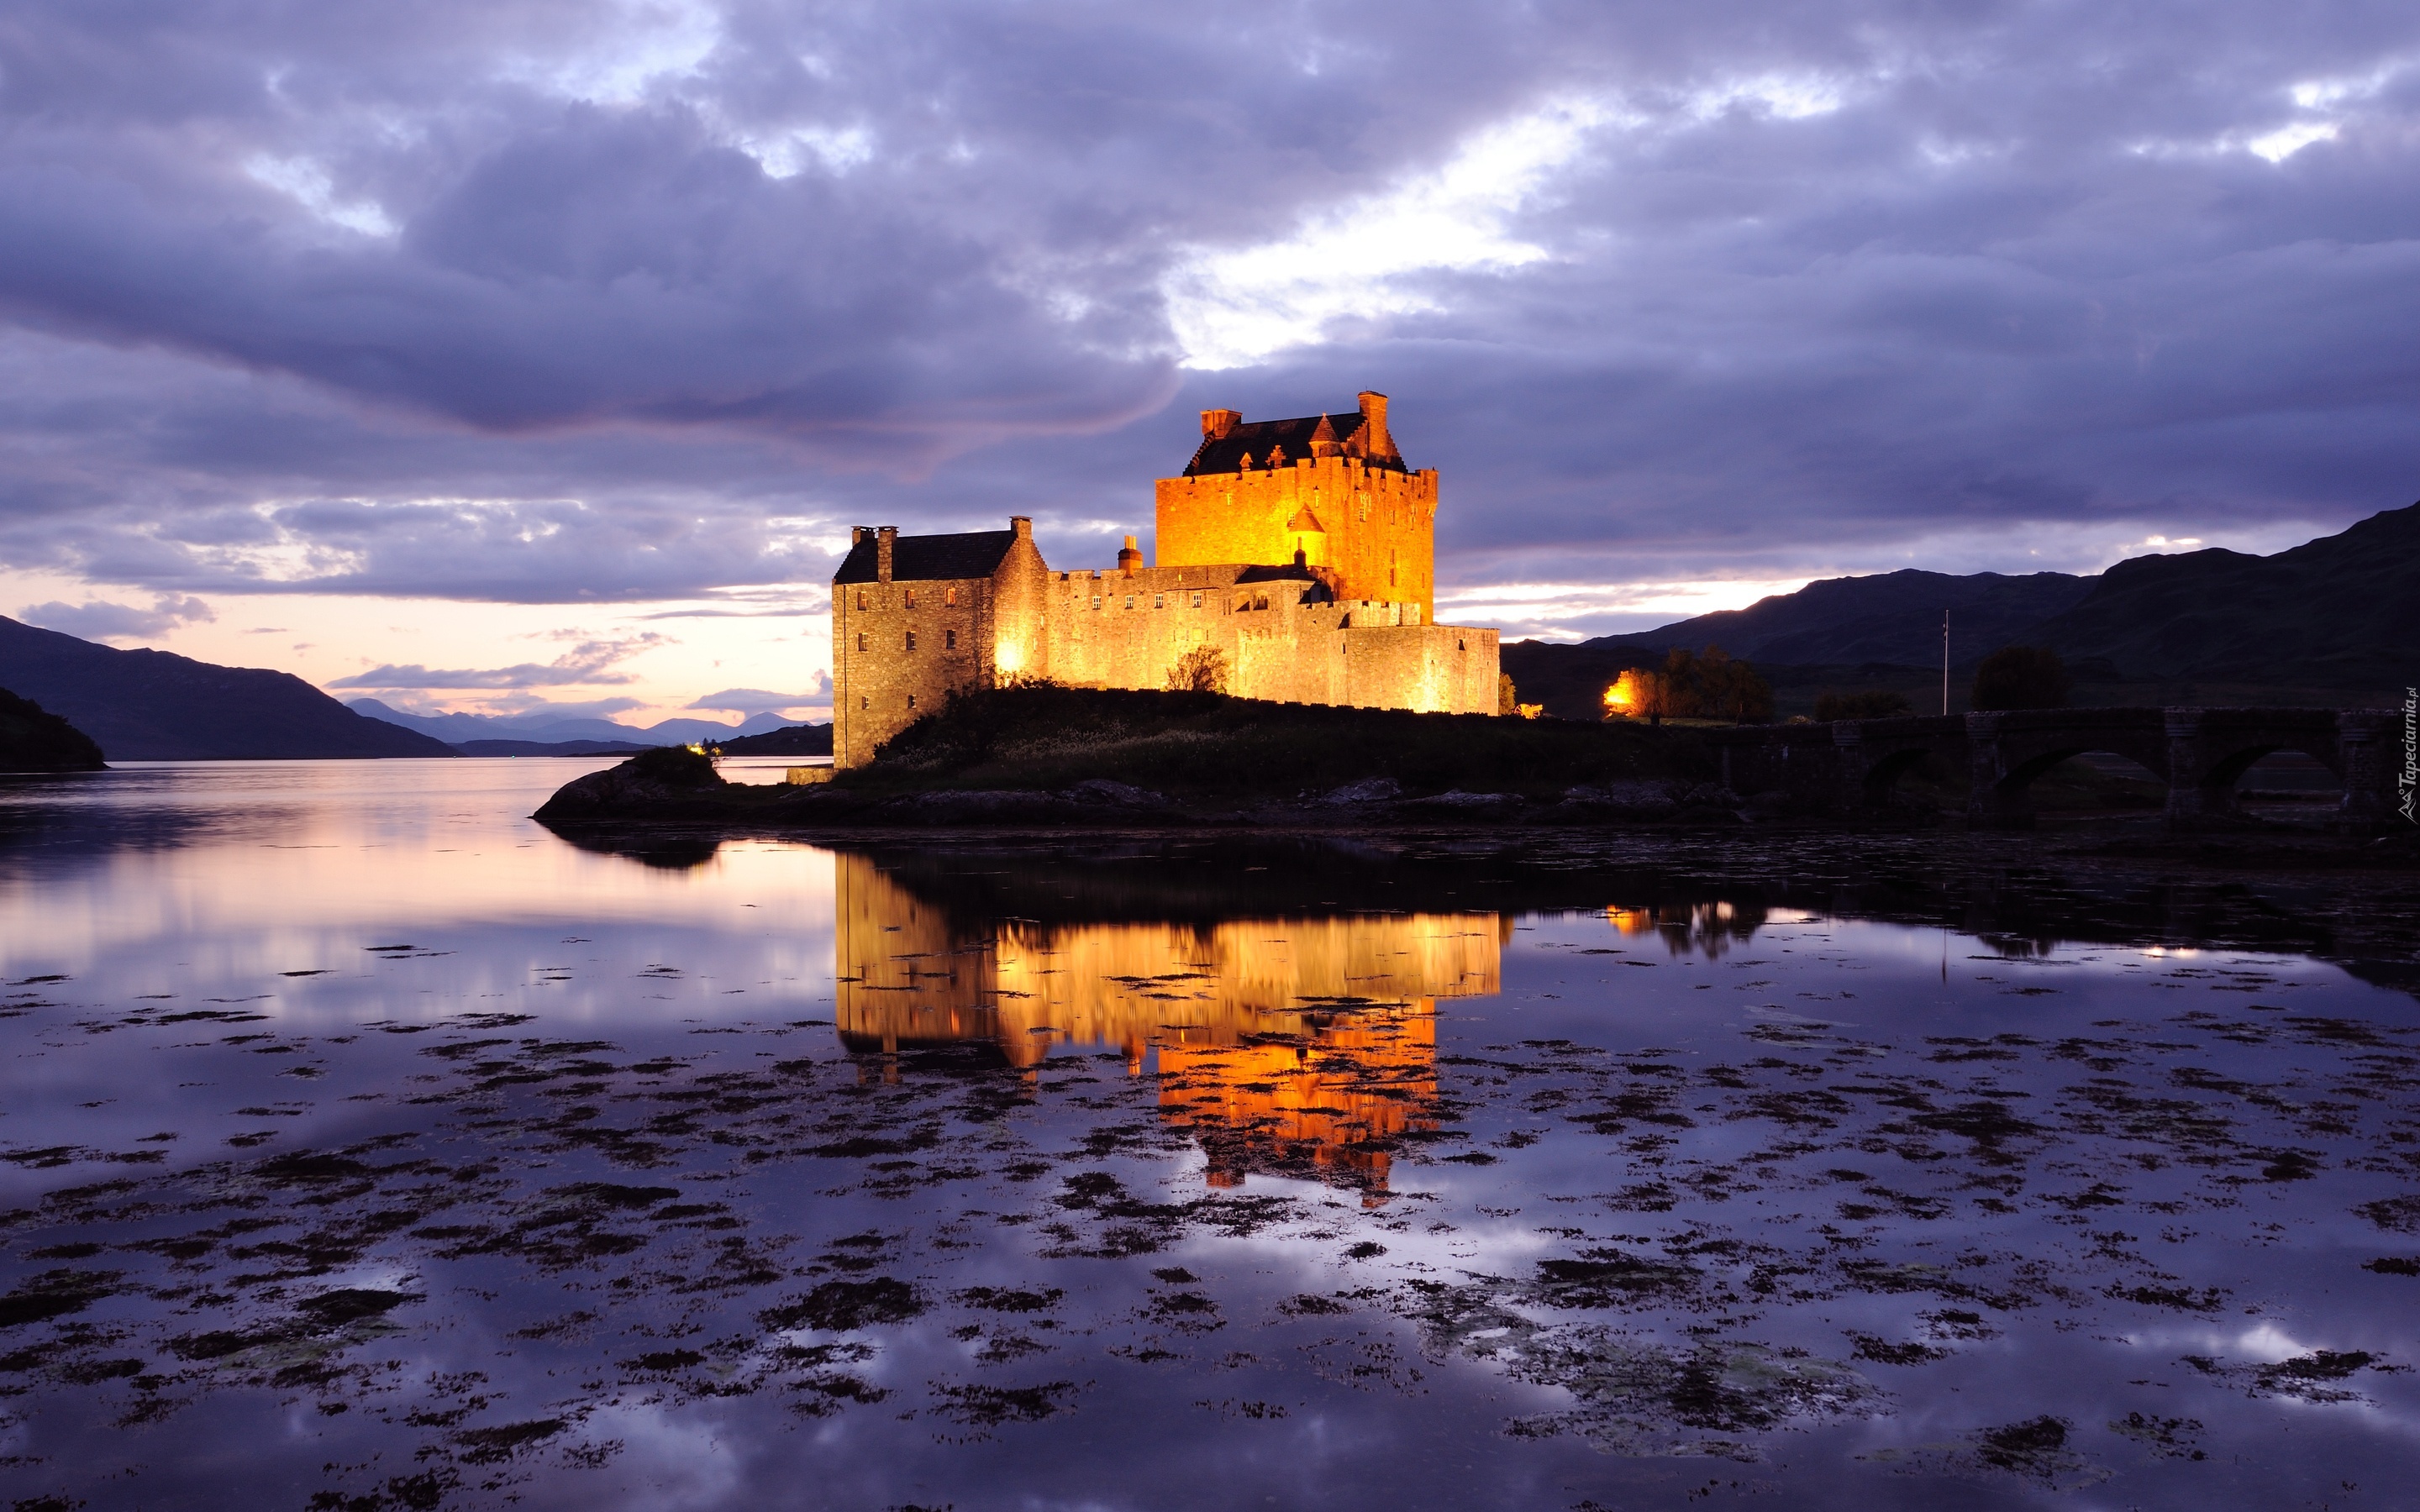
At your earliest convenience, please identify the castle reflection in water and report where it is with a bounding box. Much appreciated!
[834,853,1504,1198]
[833,851,1767,1198]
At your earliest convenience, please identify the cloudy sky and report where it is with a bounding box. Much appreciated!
[2,0,2413,727]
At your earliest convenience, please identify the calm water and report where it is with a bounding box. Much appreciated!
[3,761,2417,1510]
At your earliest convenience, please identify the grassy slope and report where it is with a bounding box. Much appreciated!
[839,687,1718,799]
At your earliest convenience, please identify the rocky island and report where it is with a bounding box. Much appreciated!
[533,685,1737,828]
[0,687,106,771]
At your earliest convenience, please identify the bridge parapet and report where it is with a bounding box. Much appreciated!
[1701,706,2398,830]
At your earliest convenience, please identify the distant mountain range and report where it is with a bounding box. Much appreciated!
[345,698,795,749]
[1507,502,2418,717]
[0,616,455,760]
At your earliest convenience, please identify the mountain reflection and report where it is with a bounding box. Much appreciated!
[834,852,1502,1197]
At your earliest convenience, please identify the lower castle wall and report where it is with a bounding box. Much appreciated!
[834,559,1501,769]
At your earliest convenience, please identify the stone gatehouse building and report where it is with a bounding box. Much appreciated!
[829,392,1501,768]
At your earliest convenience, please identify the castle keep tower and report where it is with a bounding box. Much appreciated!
[829,393,1497,769]
[829,517,1049,769]
[1156,391,1438,621]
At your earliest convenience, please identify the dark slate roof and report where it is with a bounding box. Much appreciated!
[832,529,1018,585]
[1235,563,1324,585]
[1183,412,1406,477]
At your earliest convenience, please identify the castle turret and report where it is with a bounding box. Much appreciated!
[1118,534,1143,575]
[1357,391,1392,461]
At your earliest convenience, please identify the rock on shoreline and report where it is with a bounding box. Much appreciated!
[530,749,1760,830]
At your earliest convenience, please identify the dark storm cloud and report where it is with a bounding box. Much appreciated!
[0,1,2415,619]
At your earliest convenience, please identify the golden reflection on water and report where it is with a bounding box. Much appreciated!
[834,853,1502,1197]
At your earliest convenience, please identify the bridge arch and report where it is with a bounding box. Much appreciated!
[1979,745,2168,822]
[2164,712,2351,822]
[1965,710,2173,828]
[1860,745,1953,808]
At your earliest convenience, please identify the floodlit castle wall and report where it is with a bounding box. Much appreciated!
[832,526,1050,769]
[1043,564,1252,692]
[1155,457,1439,622]
[1338,619,1501,714]
[836,548,1498,764]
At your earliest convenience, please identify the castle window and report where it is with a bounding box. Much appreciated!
[903,587,917,609]
[945,585,958,607]
[855,589,868,611]
[945,629,957,649]
[1124,595,1134,610]
[860,696,868,709]
[1191,592,1202,608]
[1091,595,1101,611]
[905,631,918,650]
[1154,593,1163,609]
[856,633,867,652]
[908,694,916,708]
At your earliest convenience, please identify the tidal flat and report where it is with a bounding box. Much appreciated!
[3,760,2418,1510]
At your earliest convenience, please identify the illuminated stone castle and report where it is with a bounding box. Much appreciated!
[830,391,1502,768]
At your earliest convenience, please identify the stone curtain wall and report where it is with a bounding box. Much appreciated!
[1040,567,1501,716]
[1338,622,1502,716]
[1155,456,1439,622]
[834,543,1501,766]
[1044,564,1249,692]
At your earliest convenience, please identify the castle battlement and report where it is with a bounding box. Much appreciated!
[829,395,1499,767]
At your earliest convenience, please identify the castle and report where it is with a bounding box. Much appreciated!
[829,391,1502,768]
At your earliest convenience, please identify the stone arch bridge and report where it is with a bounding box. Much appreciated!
[1707,707,2400,829]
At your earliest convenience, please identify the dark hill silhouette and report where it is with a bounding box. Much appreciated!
[0,687,106,770]
[718,723,833,757]
[1586,569,2094,666]
[0,617,455,760]
[1539,504,2416,703]
[2023,502,2419,686]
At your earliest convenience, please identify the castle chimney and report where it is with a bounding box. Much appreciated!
[1118,533,1142,576]
[1357,391,1392,459]
[1201,408,1241,440]
[876,526,897,584]
[1010,515,1032,540]
[852,526,872,546]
